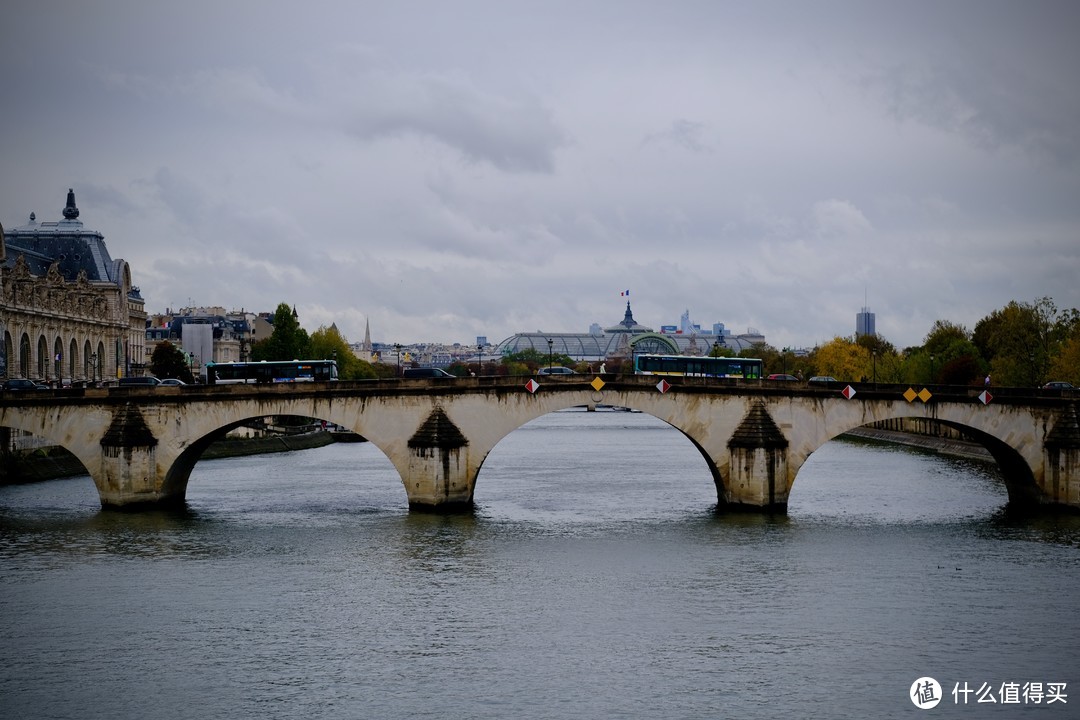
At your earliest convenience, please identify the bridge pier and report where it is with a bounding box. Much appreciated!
[720,401,791,511]
[402,446,476,511]
[723,446,789,511]
[96,403,179,508]
[400,406,476,511]
[1042,405,1080,508]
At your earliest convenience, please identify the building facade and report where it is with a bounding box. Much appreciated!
[494,302,766,363]
[145,307,267,378]
[1,189,147,385]
[856,306,876,338]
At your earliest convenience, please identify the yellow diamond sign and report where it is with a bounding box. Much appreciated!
[918,388,933,403]
[591,377,606,391]
[903,388,918,403]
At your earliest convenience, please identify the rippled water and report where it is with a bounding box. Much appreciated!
[2,410,1078,719]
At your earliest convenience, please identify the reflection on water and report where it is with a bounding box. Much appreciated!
[2,411,1079,719]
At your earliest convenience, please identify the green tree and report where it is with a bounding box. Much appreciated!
[149,341,195,383]
[250,303,311,362]
[309,325,378,380]
[905,320,983,385]
[501,348,573,373]
[973,298,1069,386]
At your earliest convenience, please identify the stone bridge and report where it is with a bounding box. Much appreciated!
[2,375,1078,512]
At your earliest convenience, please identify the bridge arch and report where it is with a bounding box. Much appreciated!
[466,398,725,508]
[776,400,1045,508]
[0,412,99,484]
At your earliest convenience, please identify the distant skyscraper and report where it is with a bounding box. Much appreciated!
[856,306,876,338]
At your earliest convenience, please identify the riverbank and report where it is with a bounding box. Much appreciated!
[1,429,356,485]
[841,426,993,462]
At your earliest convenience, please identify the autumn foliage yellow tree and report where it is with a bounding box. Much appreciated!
[813,337,870,381]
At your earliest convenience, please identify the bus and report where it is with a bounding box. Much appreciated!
[205,360,339,385]
[633,354,763,379]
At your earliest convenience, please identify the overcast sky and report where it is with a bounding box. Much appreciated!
[3,1,1078,350]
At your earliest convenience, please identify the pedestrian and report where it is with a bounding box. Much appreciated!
[985,374,991,387]
[599,362,607,374]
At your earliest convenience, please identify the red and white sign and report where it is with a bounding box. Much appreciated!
[842,385,857,399]
[525,379,540,394]
[979,390,993,405]
[656,379,671,393]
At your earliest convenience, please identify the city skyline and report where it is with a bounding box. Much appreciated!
[3,1,1078,349]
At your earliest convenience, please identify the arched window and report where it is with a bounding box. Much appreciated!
[3,331,11,377]
[69,339,78,379]
[96,341,106,381]
[38,336,49,380]
[83,340,93,381]
[19,334,31,378]
[54,337,64,381]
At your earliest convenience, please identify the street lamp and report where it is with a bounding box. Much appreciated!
[477,344,483,376]
[395,343,403,376]
[89,353,97,385]
[930,354,935,384]
[872,350,877,386]
[712,340,720,358]
[547,338,553,370]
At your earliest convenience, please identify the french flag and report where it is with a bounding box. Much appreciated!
[620,289,630,296]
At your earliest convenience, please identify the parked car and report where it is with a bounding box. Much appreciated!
[536,366,576,375]
[159,378,187,386]
[1042,381,1075,390]
[117,376,160,387]
[807,376,837,384]
[767,373,799,381]
[402,367,455,378]
[2,378,43,391]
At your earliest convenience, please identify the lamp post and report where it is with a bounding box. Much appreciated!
[478,344,483,376]
[872,350,877,386]
[930,354,935,384]
[547,338,553,371]
[395,344,402,376]
[89,353,97,385]
[712,340,720,358]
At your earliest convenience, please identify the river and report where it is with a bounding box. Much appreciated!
[2,410,1078,719]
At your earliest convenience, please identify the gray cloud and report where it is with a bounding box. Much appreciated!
[2,0,1078,351]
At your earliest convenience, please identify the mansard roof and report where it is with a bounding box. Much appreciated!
[2,188,118,284]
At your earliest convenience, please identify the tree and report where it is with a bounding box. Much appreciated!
[905,320,983,385]
[250,303,310,362]
[501,348,573,373]
[973,298,1072,386]
[149,341,195,383]
[813,337,869,381]
[309,325,379,380]
[1047,326,1080,385]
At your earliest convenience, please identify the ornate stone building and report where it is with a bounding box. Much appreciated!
[1,189,147,385]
